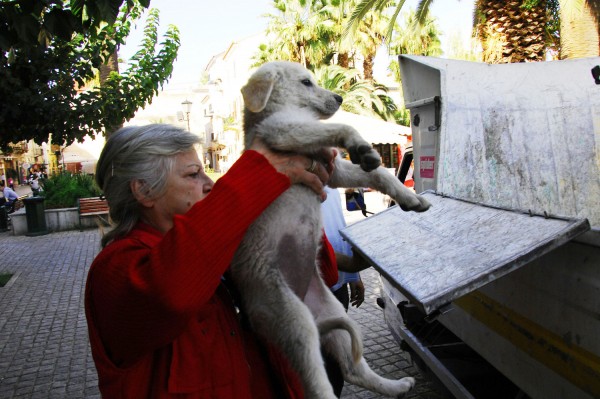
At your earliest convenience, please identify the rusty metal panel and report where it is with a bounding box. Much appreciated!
[340,191,590,315]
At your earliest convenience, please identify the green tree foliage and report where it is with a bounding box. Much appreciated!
[258,0,407,121]
[0,0,180,150]
[1,0,151,49]
[389,9,442,57]
[314,64,396,121]
[388,9,442,82]
[260,0,336,68]
[351,2,391,80]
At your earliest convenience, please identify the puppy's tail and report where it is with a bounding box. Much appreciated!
[318,317,363,363]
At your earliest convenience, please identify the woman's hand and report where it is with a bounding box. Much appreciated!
[249,139,337,201]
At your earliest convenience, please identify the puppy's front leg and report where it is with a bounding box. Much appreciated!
[328,157,431,212]
[254,119,380,171]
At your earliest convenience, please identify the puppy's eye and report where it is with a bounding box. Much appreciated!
[301,79,313,87]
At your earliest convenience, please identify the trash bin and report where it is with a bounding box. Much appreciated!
[24,196,49,236]
[0,206,8,232]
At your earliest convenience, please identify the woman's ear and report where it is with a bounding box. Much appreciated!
[130,180,154,208]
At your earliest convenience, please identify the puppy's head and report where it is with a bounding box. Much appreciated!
[241,61,343,120]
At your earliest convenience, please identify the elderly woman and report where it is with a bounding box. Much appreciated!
[85,124,335,399]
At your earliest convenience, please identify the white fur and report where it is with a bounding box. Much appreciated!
[230,61,430,399]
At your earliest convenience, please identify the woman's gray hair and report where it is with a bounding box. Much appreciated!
[96,124,201,247]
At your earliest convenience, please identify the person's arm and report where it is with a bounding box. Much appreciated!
[87,150,292,366]
[335,249,371,273]
[8,189,18,201]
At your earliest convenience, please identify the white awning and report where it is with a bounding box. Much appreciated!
[324,111,410,145]
[62,143,97,164]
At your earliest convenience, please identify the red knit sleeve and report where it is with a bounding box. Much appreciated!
[319,232,339,288]
[267,346,305,399]
[87,150,291,366]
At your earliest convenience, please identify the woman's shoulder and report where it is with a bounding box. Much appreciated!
[95,224,162,261]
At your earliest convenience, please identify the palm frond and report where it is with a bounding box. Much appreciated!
[344,0,382,38]
[414,0,433,24]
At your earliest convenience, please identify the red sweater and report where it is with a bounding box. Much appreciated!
[85,150,338,398]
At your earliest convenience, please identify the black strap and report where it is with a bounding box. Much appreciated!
[348,196,373,217]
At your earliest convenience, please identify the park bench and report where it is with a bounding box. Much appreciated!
[78,196,109,231]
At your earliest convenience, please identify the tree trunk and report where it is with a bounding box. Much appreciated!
[338,52,350,68]
[100,50,122,138]
[299,44,307,68]
[99,50,119,84]
[559,0,600,59]
[363,53,374,80]
[476,0,547,63]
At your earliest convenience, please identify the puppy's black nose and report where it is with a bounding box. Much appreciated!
[334,94,343,104]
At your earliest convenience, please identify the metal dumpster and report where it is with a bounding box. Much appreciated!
[341,56,600,399]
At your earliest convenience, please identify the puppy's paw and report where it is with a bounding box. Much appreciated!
[395,376,416,397]
[348,145,381,172]
[399,194,432,213]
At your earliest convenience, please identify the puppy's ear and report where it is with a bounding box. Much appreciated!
[241,71,276,113]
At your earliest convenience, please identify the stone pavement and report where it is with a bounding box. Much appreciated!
[339,267,448,399]
[0,230,102,398]
[0,191,449,399]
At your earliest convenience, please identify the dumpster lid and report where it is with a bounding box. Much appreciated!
[340,191,590,315]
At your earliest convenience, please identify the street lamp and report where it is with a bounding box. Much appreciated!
[181,99,192,131]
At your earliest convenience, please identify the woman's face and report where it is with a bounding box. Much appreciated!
[140,150,214,232]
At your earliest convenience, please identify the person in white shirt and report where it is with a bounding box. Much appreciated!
[28,172,41,196]
[321,185,369,397]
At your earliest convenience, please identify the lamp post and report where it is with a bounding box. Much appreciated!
[181,99,192,131]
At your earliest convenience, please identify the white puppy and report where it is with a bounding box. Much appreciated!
[229,61,430,399]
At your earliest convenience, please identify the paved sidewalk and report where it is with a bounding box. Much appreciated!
[0,203,448,398]
[0,230,102,398]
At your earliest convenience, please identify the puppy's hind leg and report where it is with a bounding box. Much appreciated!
[243,281,337,399]
[321,330,415,398]
[306,272,415,397]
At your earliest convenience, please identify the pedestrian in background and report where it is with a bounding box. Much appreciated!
[321,184,368,397]
[1,180,19,213]
[29,173,41,196]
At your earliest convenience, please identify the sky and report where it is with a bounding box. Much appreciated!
[120,0,474,90]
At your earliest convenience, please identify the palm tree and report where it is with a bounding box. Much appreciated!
[258,0,444,122]
[389,9,442,57]
[387,9,443,82]
[262,0,334,68]
[353,6,391,79]
[321,0,356,68]
[475,0,548,63]
[348,0,599,61]
[314,64,395,120]
[559,0,599,58]
[261,0,394,79]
